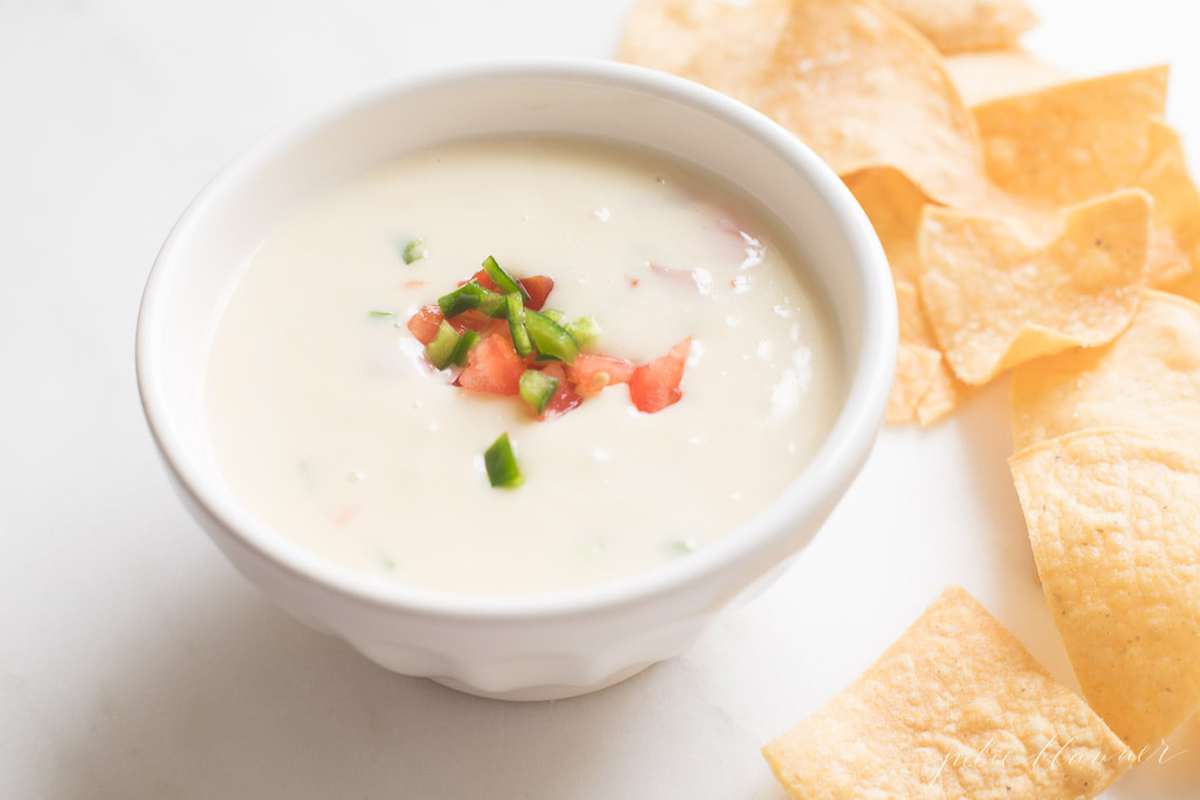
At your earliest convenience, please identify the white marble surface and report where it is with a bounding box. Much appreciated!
[3,1,1199,797]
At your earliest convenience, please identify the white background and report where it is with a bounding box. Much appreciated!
[3,1,1198,797]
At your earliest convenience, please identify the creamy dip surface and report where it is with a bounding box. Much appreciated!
[206,136,843,596]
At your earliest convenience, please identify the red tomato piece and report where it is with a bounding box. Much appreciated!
[567,353,636,397]
[458,333,524,395]
[469,269,500,291]
[519,275,554,310]
[539,363,582,417]
[406,305,443,344]
[448,309,493,333]
[628,338,691,413]
[462,271,552,309]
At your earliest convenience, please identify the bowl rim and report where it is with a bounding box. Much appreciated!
[136,57,895,622]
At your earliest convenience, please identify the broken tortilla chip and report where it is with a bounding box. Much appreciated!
[615,0,789,96]
[973,66,1169,208]
[1011,289,1200,450]
[754,0,990,207]
[844,166,927,283]
[763,586,1132,799]
[946,49,1068,106]
[971,68,1194,286]
[889,281,960,424]
[1010,430,1200,749]
[919,189,1151,385]
[1139,120,1200,287]
[878,0,1037,54]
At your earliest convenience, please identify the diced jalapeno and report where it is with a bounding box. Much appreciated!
[424,320,462,369]
[402,238,427,264]
[525,309,579,364]
[566,316,601,349]
[477,286,508,318]
[482,255,528,300]
[506,293,533,356]
[449,329,479,367]
[484,432,522,488]
[438,281,507,319]
[519,369,559,415]
[437,282,485,317]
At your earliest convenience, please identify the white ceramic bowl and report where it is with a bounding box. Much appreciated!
[136,60,895,701]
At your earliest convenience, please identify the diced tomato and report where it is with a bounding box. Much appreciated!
[629,338,691,413]
[460,271,552,309]
[458,333,524,395]
[483,317,512,340]
[468,269,500,291]
[406,305,443,344]
[448,309,493,333]
[567,353,636,397]
[519,275,554,310]
[539,363,582,417]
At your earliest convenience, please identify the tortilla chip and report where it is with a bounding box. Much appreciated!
[845,169,959,424]
[615,0,716,75]
[763,586,1133,799]
[1010,430,1200,749]
[845,166,927,283]
[1171,269,1200,304]
[1011,289,1200,450]
[973,67,1169,208]
[615,0,789,95]
[754,0,990,207]
[919,189,1151,385]
[889,281,960,424]
[878,0,1037,54]
[1139,120,1200,287]
[946,50,1068,106]
[620,0,992,207]
[971,68,1192,287]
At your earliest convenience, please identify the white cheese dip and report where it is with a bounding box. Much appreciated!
[205,136,842,595]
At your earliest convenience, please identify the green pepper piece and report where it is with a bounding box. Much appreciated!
[477,286,508,318]
[566,316,601,349]
[402,239,427,264]
[438,281,507,319]
[484,432,523,489]
[437,282,485,317]
[482,255,528,300]
[518,369,559,415]
[505,293,533,356]
[424,320,462,369]
[448,329,479,367]
[525,309,579,364]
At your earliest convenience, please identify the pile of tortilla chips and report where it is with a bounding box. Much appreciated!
[620,1,1200,796]
[619,0,1200,426]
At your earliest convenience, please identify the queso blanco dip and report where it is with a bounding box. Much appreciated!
[206,136,842,595]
